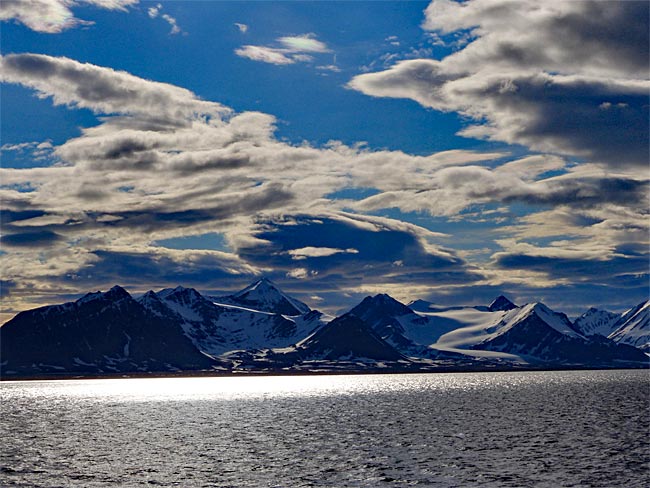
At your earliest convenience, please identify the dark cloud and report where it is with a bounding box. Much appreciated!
[502,177,649,208]
[236,215,483,292]
[494,250,649,284]
[460,74,649,167]
[58,249,253,292]
[351,0,650,167]
[0,280,17,299]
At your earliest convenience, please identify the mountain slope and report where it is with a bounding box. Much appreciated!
[609,300,650,351]
[145,285,326,356]
[349,294,464,357]
[0,286,217,376]
[294,313,406,361]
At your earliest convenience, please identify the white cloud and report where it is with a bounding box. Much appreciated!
[234,45,295,65]
[234,22,248,33]
[147,3,160,18]
[0,0,137,33]
[161,13,180,35]
[278,34,330,53]
[317,65,341,73]
[235,33,330,66]
[0,53,228,121]
[146,3,181,34]
[288,247,359,260]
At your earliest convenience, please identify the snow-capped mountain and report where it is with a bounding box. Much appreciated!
[609,300,650,351]
[0,286,218,376]
[142,285,327,357]
[1,282,647,378]
[471,303,647,364]
[349,294,464,358]
[572,308,621,337]
[213,278,311,315]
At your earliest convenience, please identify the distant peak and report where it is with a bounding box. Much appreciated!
[370,293,400,303]
[141,290,161,301]
[351,293,412,318]
[157,285,203,301]
[77,285,130,304]
[105,285,131,300]
[488,295,517,312]
[236,277,279,295]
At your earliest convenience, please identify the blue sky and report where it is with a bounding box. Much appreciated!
[1,0,648,319]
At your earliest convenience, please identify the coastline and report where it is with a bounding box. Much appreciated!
[2,363,647,382]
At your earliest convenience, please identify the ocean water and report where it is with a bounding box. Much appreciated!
[1,370,648,487]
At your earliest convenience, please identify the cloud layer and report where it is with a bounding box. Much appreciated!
[349,0,649,168]
[2,0,648,319]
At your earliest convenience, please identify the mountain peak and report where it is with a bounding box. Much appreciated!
[512,302,582,338]
[225,278,310,315]
[297,313,405,361]
[488,295,517,312]
[106,285,130,299]
[76,285,130,305]
[350,294,414,321]
[235,277,279,296]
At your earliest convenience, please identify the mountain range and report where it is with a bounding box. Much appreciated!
[1,278,648,378]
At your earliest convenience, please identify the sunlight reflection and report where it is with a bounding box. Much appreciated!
[0,370,603,404]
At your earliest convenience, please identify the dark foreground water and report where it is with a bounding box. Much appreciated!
[1,370,648,487]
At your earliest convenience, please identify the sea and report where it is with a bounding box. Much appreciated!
[1,369,648,487]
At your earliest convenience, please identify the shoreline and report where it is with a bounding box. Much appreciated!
[2,363,647,382]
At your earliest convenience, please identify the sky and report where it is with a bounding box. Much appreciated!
[0,0,648,321]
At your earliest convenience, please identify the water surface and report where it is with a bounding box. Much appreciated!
[1,370,648,487]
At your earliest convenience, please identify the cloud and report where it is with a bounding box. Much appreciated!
[349,0,650,168]
[317,65,341,73]
[148,4,182,35]
[0,0,138,33]
[235,46,296,65]
[288,246,359,260]
[235,33,331,66]
[0,53,229,121]
[234,213,478,292]
[422,0,649,79]
[1,53,646,317]
[278,34,330,53]
[234,22,248,34]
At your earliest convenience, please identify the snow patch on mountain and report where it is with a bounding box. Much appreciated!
[572,308,621,337]
[609,300,650,350]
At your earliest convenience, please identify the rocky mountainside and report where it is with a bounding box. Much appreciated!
[0,286,219,376]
